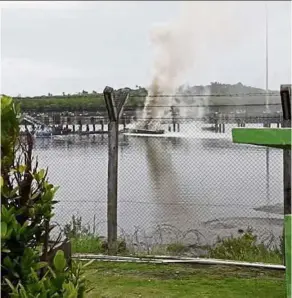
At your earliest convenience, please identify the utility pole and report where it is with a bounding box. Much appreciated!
[265,2,269,109]
[265,2,271,218]
[103,86,129,255]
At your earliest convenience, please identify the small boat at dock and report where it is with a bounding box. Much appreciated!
[34,128,53,138]
[126,129,165,135]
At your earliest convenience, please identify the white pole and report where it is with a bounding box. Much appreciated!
[265,2,271,226]
[265,2,269,100]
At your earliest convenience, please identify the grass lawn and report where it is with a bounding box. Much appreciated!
[84,262,285,298]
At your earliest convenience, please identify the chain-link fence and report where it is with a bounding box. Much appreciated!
[21,91,285,262]
[29,103,285,263]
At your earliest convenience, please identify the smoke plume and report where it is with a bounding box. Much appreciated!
[140,1,242,129]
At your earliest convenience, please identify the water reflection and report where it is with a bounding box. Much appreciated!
[33,129,284,244]
[143,138,194,229]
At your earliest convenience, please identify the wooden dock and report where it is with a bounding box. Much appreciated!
[19,111,284,136]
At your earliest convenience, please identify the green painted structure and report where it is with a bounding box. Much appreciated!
[232,126,291,297]
[232,128,291,149]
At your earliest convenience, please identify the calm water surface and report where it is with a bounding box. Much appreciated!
[33,122,284,244]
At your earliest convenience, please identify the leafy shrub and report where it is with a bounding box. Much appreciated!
[166,243,188,255]
[64,215,127,255]
[1,96,92,297]
[208,229,283,264]
[64,215,103,254]
[5,250,93,298]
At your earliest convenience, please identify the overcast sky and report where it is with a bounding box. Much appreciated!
[1,1,291,96]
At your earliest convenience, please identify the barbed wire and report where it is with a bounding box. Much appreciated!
[14,92,280,100]
[123,103,282,108]
[58,200,260,208]
[122,117,282,120]
[128,92,280,98]
[37,102,281,110]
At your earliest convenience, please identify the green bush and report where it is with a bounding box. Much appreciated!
[64,215,103,254]
[166,243,188,255]
[208,229,283,264]
[5,250,93,298]
[71,236,103,254]
[64,215,127,255]
[1,96,92,297]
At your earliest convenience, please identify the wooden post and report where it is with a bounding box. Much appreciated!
[100,120,104,132]
[90,117,96,132]
[122,115,126,131]
[215,119,218,133]
[280,84,291,297]
[103,86,129,255]
[78,119,82,133]
[171,106,176,132]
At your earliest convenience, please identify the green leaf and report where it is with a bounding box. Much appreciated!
[33,261,48,270]
[47,266,57,279]
[12,271,20,278]
[1,205,9,219]
[1,221,7,238]
[53,250,67,272]
[19,284,29,298]
[52,186,60,194]
[18,165,27,174]
[38,169,46,180]
[19,220,30,234]
[28,208,35,217]
[4,278,15,291]
[2,248,11,253]
[5,226,13,238]
[30,192,40,201]
[46,184,54,190]
[82,259,95,268]
[0,176,3,188]
[3,256,13,269]
[9,186,19,198]
[63,281,78,298]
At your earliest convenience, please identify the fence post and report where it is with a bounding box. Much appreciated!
[103,86,129,255]
[280,84,291,298]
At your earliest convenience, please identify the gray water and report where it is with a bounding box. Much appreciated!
[32,122,284,246]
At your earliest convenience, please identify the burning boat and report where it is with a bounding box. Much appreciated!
[127,128,165,135]
[127,118,165,135]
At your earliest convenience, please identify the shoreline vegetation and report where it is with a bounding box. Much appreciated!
[1,82,278,113]
[65,216,284,265]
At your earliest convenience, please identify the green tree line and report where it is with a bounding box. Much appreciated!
[6,83,273,113]
[13,87,148,113]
